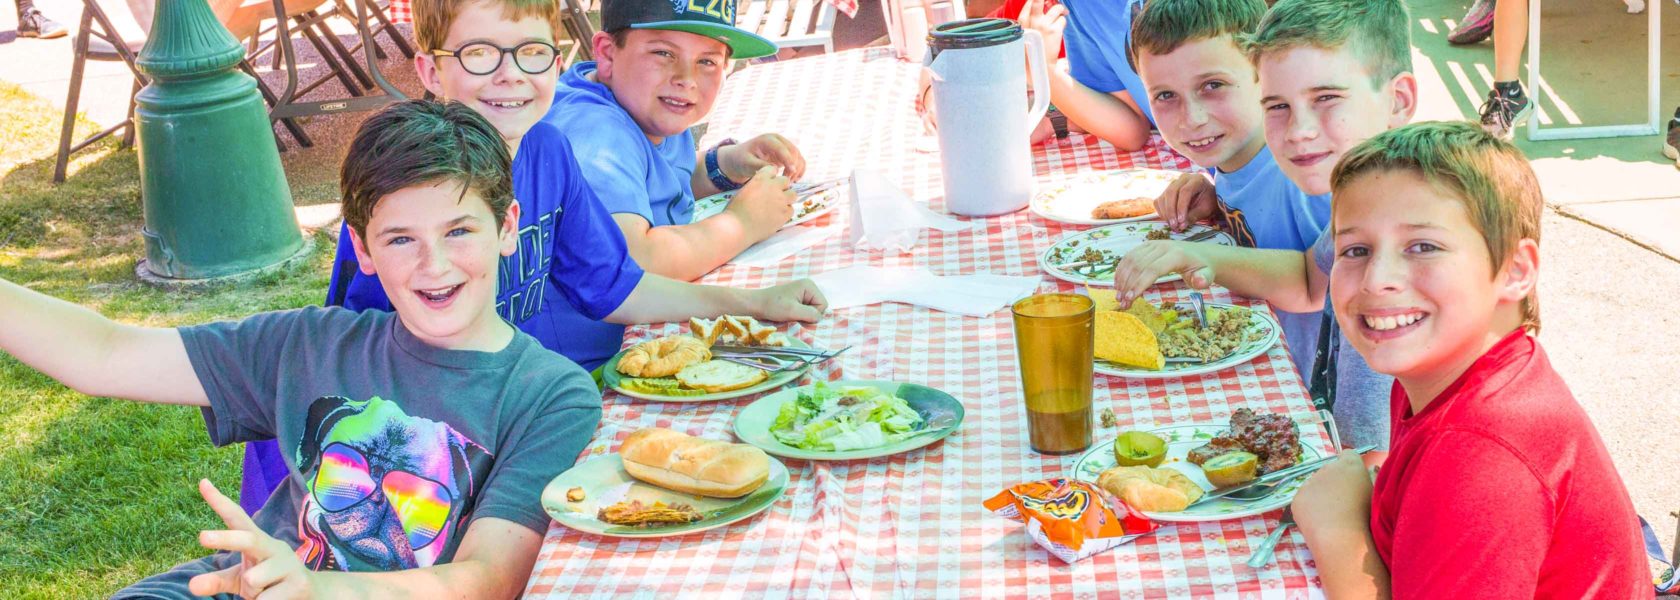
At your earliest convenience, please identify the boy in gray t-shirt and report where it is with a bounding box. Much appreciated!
[0,101,601,599]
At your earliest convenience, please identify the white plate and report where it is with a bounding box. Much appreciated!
[541,453,789,538]
[1070,423,1323,522]
[1031,168,1189,225]
[732,380,965,461]
[1039,221,1236,287]
[1094,302,1280,379]
[601,338,813,403]
[692,182,845,230]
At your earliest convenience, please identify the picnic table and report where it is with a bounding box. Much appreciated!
[523,47,1334,598]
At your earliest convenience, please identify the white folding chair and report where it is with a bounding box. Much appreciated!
[736,0,838,54]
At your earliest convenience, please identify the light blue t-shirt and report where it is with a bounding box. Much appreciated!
[543,62,698,228]
[1311,226,1396,450]
[1061,0,1155,125]
[1212,145,1332,379]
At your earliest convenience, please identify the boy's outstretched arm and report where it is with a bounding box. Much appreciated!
[1112,242,1324,313]
[1019,0,1152,151]
[0,277,207,406]
[608,274,827,325]
[189,480,540,600]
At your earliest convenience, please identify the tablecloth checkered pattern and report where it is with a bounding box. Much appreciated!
[524,47,1331,599]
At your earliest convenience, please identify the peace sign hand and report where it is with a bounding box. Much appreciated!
[187,479,318,599]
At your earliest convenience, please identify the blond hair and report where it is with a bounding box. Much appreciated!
[1242,0,1411,87]
[413,0,562,51]
[1330,120,1543,332]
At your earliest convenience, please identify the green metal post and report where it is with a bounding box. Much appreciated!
[133,0,304,280]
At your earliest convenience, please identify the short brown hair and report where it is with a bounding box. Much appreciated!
[340,100,515,241]
[1128,0,1268,69]
[1242,0,1411,87]
[414,0,562,51]
[1330,120,1543,332]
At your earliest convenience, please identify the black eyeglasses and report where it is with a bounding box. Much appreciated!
[429,41,558,76]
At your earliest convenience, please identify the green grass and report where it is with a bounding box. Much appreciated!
[0,81,336,599]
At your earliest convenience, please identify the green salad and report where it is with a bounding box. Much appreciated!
[771,383,925,451]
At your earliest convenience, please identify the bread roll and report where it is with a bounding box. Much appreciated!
[676,360,769,393]
[1096,466,1205,512]
[620,428,770,498]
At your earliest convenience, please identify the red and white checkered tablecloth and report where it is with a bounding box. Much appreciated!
[524,47,1331,599]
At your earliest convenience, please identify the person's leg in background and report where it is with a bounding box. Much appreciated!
[1448,0,1497,45]
[1665,105,1679,169]
[15,0,67,38]
[1478,0,1531,139]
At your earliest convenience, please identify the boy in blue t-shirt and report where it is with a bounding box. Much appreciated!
[545,0,807,281]
[4,100,601,599]
[1017,0,1154,151]
[1126,0,1330,378]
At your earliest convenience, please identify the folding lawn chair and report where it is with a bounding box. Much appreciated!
[54,0,147,183]
[735,0,838,56]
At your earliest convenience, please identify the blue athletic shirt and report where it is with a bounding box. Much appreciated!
[1061,0,1155,126]
[1212,145,1332,379]
[543,61,698,228]
[324,121,645,370]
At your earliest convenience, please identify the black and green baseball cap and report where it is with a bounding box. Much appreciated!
[602,0,778,60]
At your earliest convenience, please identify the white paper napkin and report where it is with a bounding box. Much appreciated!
[847,169,977,253]
[810,266,1040,317]
[729,222,843,268]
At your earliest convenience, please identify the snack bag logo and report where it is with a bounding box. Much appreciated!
[1020,489,1091,520]
[684,0,735,23]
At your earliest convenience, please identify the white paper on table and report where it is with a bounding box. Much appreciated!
[729,223,843,268]
[810,266,1040,317]
[847,169,977,253]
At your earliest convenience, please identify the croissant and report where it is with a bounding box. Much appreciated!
[616,335,711,378]
[1096,466,1205,512]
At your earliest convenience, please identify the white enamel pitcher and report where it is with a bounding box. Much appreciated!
[922,19,1050,217]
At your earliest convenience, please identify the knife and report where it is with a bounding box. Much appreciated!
[1190,444,1378,506]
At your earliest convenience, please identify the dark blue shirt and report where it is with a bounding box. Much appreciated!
[325,122,644,370]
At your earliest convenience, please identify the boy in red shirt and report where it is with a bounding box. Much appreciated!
[1289,120,1650,598]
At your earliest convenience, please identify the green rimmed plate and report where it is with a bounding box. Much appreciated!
[1070,423,1323,522]
[540,453,790,538]
[1039,221,1236,287]
[732,380,965,461]
[1094,302,1281,379]
[602,338,813,402]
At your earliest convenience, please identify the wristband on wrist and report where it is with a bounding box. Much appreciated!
[705,138,741,192]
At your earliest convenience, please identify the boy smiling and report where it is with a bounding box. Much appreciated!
[1290,120,1648,599]
[0,101,602,599]
[544,0,810,281]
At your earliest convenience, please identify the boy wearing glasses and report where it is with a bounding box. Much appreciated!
[0,101,600,599]
[542,0,810,282]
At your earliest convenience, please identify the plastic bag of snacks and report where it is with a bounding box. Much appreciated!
[983,478,1158,563]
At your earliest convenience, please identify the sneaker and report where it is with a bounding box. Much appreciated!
[1448,0,1496,45]
[17,8,68,39]
[1478,85,1531,140]
[1664,114,1679,169]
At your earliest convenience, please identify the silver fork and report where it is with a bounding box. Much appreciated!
[716,355,808,374]
[1247,506,1295,568]
[1058,228,1225,271]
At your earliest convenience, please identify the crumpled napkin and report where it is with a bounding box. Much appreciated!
[729,222,843,268]
[847,169,977,253]
[810,266,1040,317]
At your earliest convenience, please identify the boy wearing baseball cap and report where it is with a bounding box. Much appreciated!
[542,0,810,281]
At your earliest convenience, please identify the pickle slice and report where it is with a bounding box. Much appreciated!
[1112,431,1168,467]
[620,378,706,397]
[1201,451,1259,487]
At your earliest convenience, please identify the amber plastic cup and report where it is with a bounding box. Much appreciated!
[1011,293,1094,455]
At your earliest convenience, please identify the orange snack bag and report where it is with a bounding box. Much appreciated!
[983,478,1157,563]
